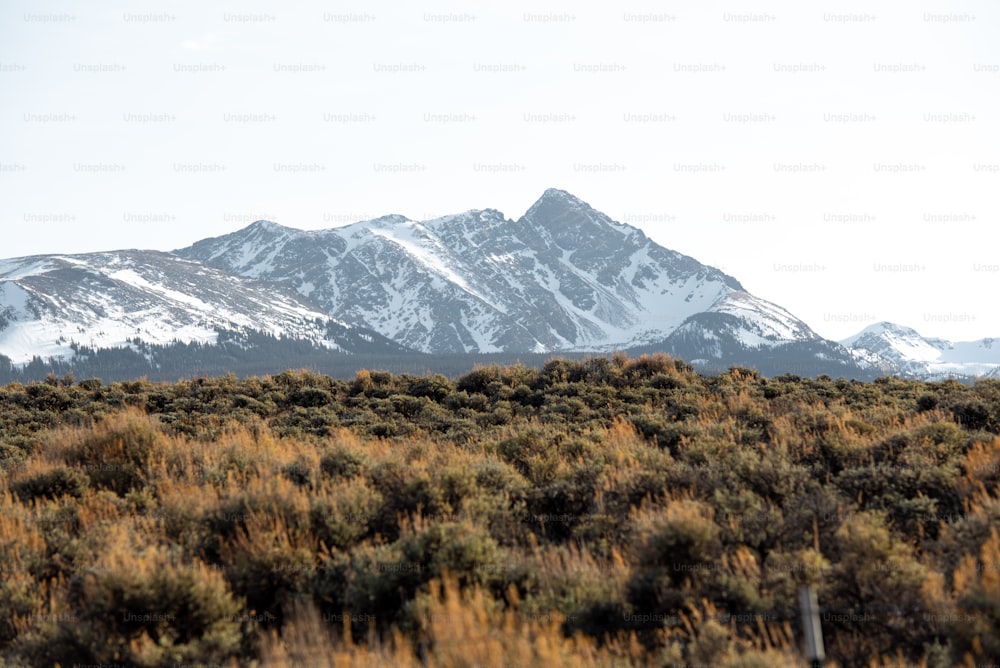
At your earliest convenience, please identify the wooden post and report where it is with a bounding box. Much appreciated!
[799,586,825,667]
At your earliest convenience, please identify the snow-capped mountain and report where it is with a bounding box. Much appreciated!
[20,188,998,381]
[177,189,850,370]
[841,322,1000,380]
[0,250,405,367]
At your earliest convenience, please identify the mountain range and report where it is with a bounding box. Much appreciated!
[839,322,1000,380]
[0,189,994,381]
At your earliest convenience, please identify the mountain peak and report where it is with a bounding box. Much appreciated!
[839,321,919,347]
[527,188,590,213]
[518,188,636,257]
[541,187,579,199]
[862,321,935,340]
[371,214,411,225]
[244,219,295,235]
[866,321,914,335]
[249,219,280,229]
[522,188,617,226]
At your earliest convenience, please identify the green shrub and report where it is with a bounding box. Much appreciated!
[77,377,102,391]
[627,500,722,617]
[319,447,367,479]
[949,528,1000,664]
[916,393,938,412]
[630,416,697,454]
[408,374,452,402]
[456,366,504,396]
[22,543,243,667]
[951,400,991,431]
[0,571,41,644]
[280,456,315,488]
[10,466,90,501]
[289,387,332,408]
[310,481,382,551]
[366,463,446,539]
[497,429,562,485]
[824,511,938,665]
[346,520,501,631]
[60,409,167,495]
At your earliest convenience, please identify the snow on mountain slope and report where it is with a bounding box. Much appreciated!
[709,291,819,346]
[10,189,998,380]
[841,322,1000,379]
[840,322,950,362]
[0,250,401,366]
[177,189,833,357]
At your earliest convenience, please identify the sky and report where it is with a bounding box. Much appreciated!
[2,0,998,343]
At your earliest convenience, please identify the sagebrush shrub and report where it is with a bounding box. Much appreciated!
[310,479,382,551]
[319,447,367,479]
[10,465,90,502]
[21,536,243,667]
[57,408,168,495]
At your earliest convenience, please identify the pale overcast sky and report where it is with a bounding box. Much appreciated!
[2,0,998,342]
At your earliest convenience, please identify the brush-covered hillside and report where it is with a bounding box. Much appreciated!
[1,355,999,666]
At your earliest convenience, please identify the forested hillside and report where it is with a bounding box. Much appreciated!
[1,355,999,666]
